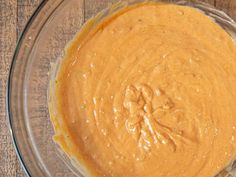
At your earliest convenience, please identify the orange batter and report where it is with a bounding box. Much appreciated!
[49,2,236,177]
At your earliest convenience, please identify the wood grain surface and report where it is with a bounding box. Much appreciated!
[0,0,236,176]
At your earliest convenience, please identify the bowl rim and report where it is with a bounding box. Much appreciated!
[6,0,236,176]
[6,1,47,176]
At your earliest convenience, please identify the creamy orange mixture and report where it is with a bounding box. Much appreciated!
[49,3,236,177]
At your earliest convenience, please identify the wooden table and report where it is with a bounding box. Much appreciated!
[0,0,236,176]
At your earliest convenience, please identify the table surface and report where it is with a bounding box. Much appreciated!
[1,0,236,176]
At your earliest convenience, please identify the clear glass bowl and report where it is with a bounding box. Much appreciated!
[7,0,236,176]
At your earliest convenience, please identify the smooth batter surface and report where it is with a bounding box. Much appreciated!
[49,3,236,177]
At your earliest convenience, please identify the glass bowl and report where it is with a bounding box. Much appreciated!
[6,0,236,176]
